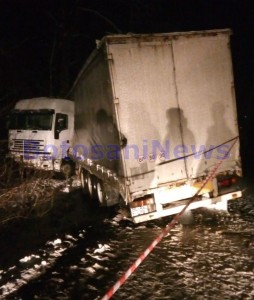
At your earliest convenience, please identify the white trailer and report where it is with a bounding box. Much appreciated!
[69,29,242,223]
[8,97,75,176]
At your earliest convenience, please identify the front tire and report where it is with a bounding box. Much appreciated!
[61,161,75,178]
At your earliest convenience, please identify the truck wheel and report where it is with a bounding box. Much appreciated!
[179,210,194,225]
[94,179,106,205]
[80,169,93,197]
[61,161,75,178]
[81,171,105,205]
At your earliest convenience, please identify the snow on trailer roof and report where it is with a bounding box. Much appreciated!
[98,28,232,46]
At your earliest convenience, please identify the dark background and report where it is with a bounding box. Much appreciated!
[1,0,254,177]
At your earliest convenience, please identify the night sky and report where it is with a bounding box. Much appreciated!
[1,0,254,176]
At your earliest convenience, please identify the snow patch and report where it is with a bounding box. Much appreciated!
[94,244,111,254]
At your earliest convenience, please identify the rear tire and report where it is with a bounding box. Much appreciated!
[80,169,106,206]
[179,210,194,225]
[80,169,93,197]
[94,179,106,205]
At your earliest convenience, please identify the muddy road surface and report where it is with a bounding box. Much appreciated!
[0,183,253,300]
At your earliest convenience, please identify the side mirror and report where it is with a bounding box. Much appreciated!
[54,113,67,140]
[54,115,62,140]
[54,129,60,140]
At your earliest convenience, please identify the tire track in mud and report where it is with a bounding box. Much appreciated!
[2,219,116,299]
[0,178,118,299]
[0,183,254,300]
[4,207,254,300]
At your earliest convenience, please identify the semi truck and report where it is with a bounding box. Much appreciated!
[68,29,242,223]
[67,29,243,223]
[8,97,75,176]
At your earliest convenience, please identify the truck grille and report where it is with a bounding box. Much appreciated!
[11,139,46,154]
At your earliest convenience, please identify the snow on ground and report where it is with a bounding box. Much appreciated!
[0,170,253,299]
[1,195,252,300]
[0,232,86,298]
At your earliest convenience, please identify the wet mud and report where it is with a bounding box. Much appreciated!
[0,188,253,300]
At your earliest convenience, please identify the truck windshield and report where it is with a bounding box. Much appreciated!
[9,110,54,130]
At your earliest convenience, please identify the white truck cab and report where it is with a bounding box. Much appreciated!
[8,97,74,176]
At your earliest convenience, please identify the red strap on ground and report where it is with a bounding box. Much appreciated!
[101,138,238,300]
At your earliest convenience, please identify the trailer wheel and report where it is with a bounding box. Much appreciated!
[80,169,94,197]
[80,169,87,194]
[80,171,105,205]
[94,179,106,205]
[87,174,95,198]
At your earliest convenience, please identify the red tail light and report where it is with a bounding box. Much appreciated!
[218,176,237,187]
